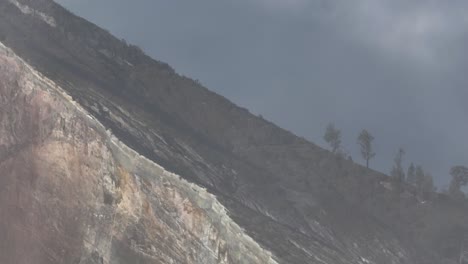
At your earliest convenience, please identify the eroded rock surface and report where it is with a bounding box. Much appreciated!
[0,43,278,264]
[1,1,467,264]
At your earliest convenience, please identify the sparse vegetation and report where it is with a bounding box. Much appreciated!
[407,163,416,186]
[390,148,405,193]
[357,129,376,168]
[321,124,456,202]
[421,172,435,199]
[324,123,342,155]
[415,165,425,194]
[1,1,466,261]
[449,166,468,200]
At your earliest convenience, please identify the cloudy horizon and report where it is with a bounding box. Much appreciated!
[55,0,468,187]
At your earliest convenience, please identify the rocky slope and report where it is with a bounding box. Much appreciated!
[0,0,467,263]
[0,42,279,264]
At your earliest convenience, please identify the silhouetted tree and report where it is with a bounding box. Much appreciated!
[357,129,375,168]
[409,165,435,198]
[391,148,405,193]
[415,165,425,195]
[324,123,342,155]
[421,172,435,199]
[407,163,416,186]
[449,166,468,200]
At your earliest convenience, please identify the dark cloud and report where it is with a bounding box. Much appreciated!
[55,0,468,187]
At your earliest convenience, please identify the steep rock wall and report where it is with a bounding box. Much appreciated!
[0,42,278,264]
[2,1,466,263]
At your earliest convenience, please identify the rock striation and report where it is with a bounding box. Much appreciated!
[0,0,467,263]
[0,42,278,264]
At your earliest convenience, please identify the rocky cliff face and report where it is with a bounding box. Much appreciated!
[0,0,467,263]
[0,43,278,264]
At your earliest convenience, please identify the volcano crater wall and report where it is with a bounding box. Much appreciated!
[0,42,278,264]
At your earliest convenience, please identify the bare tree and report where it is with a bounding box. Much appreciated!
[421,172,435,199]
[324,123,342,155]
[391,148,405,192]
[407,163,416,185]
[357,129,376,168]
[449,166,468,200]
[414,165,425,195]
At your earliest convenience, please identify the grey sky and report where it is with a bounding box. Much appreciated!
[55,0,468,187]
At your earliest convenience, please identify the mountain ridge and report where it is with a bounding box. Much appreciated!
[0,0,467,263]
